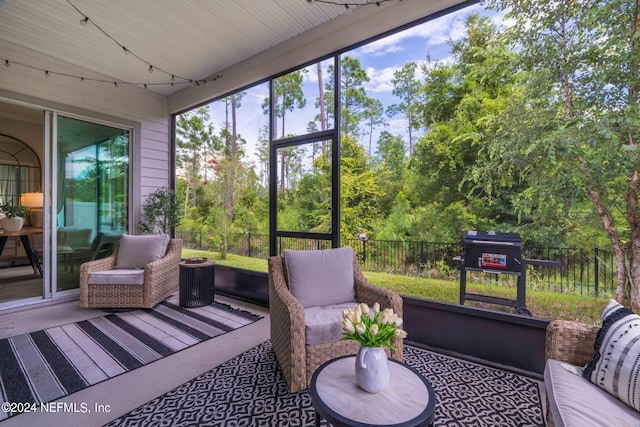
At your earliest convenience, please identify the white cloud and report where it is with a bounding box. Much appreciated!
[357,4,482,57]
[365,65,400,93]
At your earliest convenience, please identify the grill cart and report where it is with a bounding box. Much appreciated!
[458,231,560,316]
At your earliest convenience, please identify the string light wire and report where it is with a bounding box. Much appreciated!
[0,0,223,90]
[0,56,222,88]
[64,0,197,84]
[306,0,393,8]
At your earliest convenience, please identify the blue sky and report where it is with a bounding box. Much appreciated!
[204,2,506,168]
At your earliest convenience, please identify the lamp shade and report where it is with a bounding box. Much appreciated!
[20,192,44,208]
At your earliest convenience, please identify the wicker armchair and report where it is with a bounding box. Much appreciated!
[79,238,182,309]
[269,253,404,393]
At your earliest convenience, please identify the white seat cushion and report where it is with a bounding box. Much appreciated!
[545,359,640,427]
[304,302,357,345]
[88,269,145,285]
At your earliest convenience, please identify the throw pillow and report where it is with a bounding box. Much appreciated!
[284,246,355,308]
[115,234,170,269]
[583,299,640,411]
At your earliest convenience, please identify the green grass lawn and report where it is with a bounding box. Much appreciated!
[184,248,608,326]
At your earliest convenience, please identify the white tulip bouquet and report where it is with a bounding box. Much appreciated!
[341,302,407,351]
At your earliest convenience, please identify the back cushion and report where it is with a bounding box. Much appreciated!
[284,246,355,308]
[115,234,170,269]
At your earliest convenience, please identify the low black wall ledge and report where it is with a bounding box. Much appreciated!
[212,264,548,378]
[214,264,269,307]
[403,297,549,378]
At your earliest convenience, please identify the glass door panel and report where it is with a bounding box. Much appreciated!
[276,140,332,234]
[55,116,129,292]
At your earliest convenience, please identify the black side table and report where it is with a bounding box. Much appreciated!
[179,260,215,307]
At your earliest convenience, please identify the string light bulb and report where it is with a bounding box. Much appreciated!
[148,65,154,73]
[80,16,89,26]
[308,0,393,11]
[44,70,50,77]
[4,60,9,68]
[122,46,129,54]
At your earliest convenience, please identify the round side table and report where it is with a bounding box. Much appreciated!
[179,260,215,307]
[310,355,436,427]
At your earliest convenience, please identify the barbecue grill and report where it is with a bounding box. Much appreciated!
[463,231,522,274]
[458,231,559,316]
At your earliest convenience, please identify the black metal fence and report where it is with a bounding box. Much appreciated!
[176,230,616,297]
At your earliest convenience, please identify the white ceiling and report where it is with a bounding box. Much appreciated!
[0,0,360,96]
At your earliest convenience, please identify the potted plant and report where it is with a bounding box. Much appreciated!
[138,187,181,235]
[0,202,27,232]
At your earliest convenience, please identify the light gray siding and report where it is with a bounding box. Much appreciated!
[0,40,171,218]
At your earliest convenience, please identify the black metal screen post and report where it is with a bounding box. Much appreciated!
[594,247,599,297]
[199,230,202,249]
[362,239,367,265]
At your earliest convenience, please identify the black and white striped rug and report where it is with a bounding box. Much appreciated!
[107,341,545,427]
[0,297,261,420]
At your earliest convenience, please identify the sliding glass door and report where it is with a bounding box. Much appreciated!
[55,115,130,293]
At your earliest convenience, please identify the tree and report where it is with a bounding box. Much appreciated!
[262,70,307,190]
[409,14,520,238]
[485,0,640,307]
[138,188,180,234]
[340,135,383,237]
[218,92,246,220]
[176,107,219,211]
[388,62,422,156]
[325,56,371,140]
[362,98,386,155]
[375,131,406,216]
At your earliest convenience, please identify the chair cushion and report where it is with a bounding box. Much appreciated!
[546,359,640,426]
[304,302,357,345]
[88,269,145,285]
[115,234,170,269]
[284,246,355,308]
[583,299,640,411]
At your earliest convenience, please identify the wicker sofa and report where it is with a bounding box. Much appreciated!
[544,320,640,426]
[268,249,403,393]
[79,237,182,309]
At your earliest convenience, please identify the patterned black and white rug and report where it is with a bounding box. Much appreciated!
[107,341,544,427]
[0,296,261,420]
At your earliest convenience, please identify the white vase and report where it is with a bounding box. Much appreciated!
[355,345,390,393]
[0,217,24,232]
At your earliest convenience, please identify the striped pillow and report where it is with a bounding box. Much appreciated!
[583,300,640,411]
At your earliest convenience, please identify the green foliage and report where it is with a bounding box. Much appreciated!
[0,202,26,218]
[483,0,640,303]
[340,136,383,238]
[138,188,181,234]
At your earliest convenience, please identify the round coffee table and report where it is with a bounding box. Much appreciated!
[310,355,436,427]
